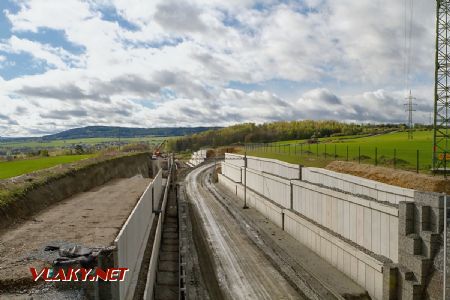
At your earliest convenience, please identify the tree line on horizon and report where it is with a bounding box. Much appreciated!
[167,120,431,152]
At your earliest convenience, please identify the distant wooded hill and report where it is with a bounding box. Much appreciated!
[167,120,431,151]
[41,126,221,140]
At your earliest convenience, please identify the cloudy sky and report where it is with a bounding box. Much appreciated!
[0,0,436,136]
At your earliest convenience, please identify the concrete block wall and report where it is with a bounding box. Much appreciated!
[114,169,163,300]
[224,153,245,167]
[292,180,399,262]
[219,154,446,299]
[218,173,384,299]
[225,153,300,179]
[221,162,242,183]
[245,168,291,209]
[218,174,283,227]
[302,167,415,205]
[396,192,444,299]
[283,210,384,299]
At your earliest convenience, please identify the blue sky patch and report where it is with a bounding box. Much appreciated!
[0,51,52,80]
[98,5,140,32]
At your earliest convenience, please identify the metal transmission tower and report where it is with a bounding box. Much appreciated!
[405,90,416,140]
[433,0,450,171]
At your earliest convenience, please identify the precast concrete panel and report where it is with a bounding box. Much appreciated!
[221,162,242,183]
[357,260,366,288]
[302,167,414,205]
[366,266,375,298]
[350,203,357,242]
[389,216,398,262]
[363,207,372,250]
[356,206,364,246]
[380,213,390,258]
[344,201,350,239]
[351,256,359,282]
[115,169,162,300]
[372,211,381,254]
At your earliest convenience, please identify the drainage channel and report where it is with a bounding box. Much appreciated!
[155,179,180,300]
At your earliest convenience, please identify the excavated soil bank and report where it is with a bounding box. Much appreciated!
[326,161,450,193]
[0,153,156,229]
[0,175,151,292]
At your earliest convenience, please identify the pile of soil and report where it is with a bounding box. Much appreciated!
[326,161,450,194]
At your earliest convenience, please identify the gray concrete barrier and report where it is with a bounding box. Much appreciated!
[220,154,447,299]
[302,167,414,205]
[143,157,173,300]
[113,169,163,300]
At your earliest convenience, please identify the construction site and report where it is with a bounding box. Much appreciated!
[2,0,450,300]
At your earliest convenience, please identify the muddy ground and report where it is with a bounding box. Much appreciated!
[0,175,150,293]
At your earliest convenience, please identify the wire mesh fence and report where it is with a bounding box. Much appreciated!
[244,142,434,173]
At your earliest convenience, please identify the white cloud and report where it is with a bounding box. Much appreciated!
[0,0,437,136]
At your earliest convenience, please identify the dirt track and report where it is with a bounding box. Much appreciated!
[185,164,301,300]
[0,175,150,292]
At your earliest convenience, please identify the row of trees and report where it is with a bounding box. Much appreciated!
[168,120,421,152]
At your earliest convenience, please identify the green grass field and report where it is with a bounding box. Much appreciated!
[0,136,169,150]
[246,130,435,172]
[0,154,95,179]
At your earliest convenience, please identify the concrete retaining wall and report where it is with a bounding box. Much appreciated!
[292,180,399,263]
[219,174,383,298]
[225,153,300,179]
[221,162,241,183]
[302,167,414,205]
[245,168,291,209]
[219,173,284,229]
[284,210,384,299]
[220,154,447,299]
[144,158,173,300]
[114,169,163,300]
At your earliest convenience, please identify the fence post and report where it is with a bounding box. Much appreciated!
[375,147,378,166]
[346,145,349,161]
[358,146,361,164]
[301,143,303,155]
[294,144,297,155]
[288,144,291,155]
[416,149,419,173]
[394,149,397,169]
[334,144,337,159]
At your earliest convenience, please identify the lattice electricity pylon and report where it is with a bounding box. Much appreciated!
[405,90,416,140]
[433,0,450,171]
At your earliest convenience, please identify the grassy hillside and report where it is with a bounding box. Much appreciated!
[0,154,94,179]
[245,130,434,172]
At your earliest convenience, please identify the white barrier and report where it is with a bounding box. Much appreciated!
[114,169,163,300]
[225,153,300,179]
[292,180,398,263]
[221,162,241,183]
[302,167,414,205]
[143,158,173,300]
[284,210,384,299]
[218,174,384,299]
[219,153,403,300]
[245,168,291,209]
